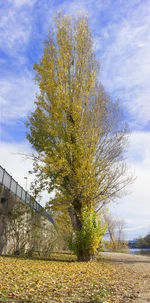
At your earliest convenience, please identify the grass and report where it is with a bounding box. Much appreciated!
[0,253,111,303]
[0,252,140,302]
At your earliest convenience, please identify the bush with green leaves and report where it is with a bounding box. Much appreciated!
[69,206,106,261]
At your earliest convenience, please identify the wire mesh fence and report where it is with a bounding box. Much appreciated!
[0,165,54,224]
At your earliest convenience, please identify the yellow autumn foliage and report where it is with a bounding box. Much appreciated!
[26,12,131,260]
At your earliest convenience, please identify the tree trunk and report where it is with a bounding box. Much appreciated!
[77,253,96,262]
[68,205,81,231]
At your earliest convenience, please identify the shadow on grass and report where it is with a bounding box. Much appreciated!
[1,252,77,263]
[1,253,107,263]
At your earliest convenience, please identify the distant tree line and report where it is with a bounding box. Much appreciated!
[134,233,150,249]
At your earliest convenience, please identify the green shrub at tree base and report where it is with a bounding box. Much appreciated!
[68,206,106,261]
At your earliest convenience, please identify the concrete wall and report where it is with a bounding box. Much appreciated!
[0,185,56,255]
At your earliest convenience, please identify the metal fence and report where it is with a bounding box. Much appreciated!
[0,165,54,225]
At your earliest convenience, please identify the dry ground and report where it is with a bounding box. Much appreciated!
[101,252,150,303]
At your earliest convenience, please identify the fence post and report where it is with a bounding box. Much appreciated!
[9,176,12,190]
[2,168,5,185]
[25,191,27,204]
[21,187,23,200]
[16,182,18,196]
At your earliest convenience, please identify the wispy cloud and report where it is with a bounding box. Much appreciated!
[1,0,150,129]
[98,1,150,128]
[0,71,36,123]
[127,132,150,167]
[0,1,36,58]
[110,131,150,239]
[8,0,37,8]
[0,141,33,186]
[0,141,49,206]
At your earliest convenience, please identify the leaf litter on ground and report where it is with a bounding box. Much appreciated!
[0,253,142,303]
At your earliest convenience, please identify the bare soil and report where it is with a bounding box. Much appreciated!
[101,252,150,302]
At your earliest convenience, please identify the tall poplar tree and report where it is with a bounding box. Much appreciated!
[26,13,131,260]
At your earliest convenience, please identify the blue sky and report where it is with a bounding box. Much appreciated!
[0,0,150,239]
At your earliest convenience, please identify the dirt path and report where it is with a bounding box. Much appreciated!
[101,252,150,302]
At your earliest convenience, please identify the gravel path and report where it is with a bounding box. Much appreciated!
[101,252,150,302]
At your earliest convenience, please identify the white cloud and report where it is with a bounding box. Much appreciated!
[1,0,150,128]
[0,71,36,123]
[110,131,150,239]
[45,0,150,128]
[0,1,35,57]
[0,141,33,187]
[127,131,150,167]
[99,2,150,127]
[9,0,37,8]
[0,141,50,207]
